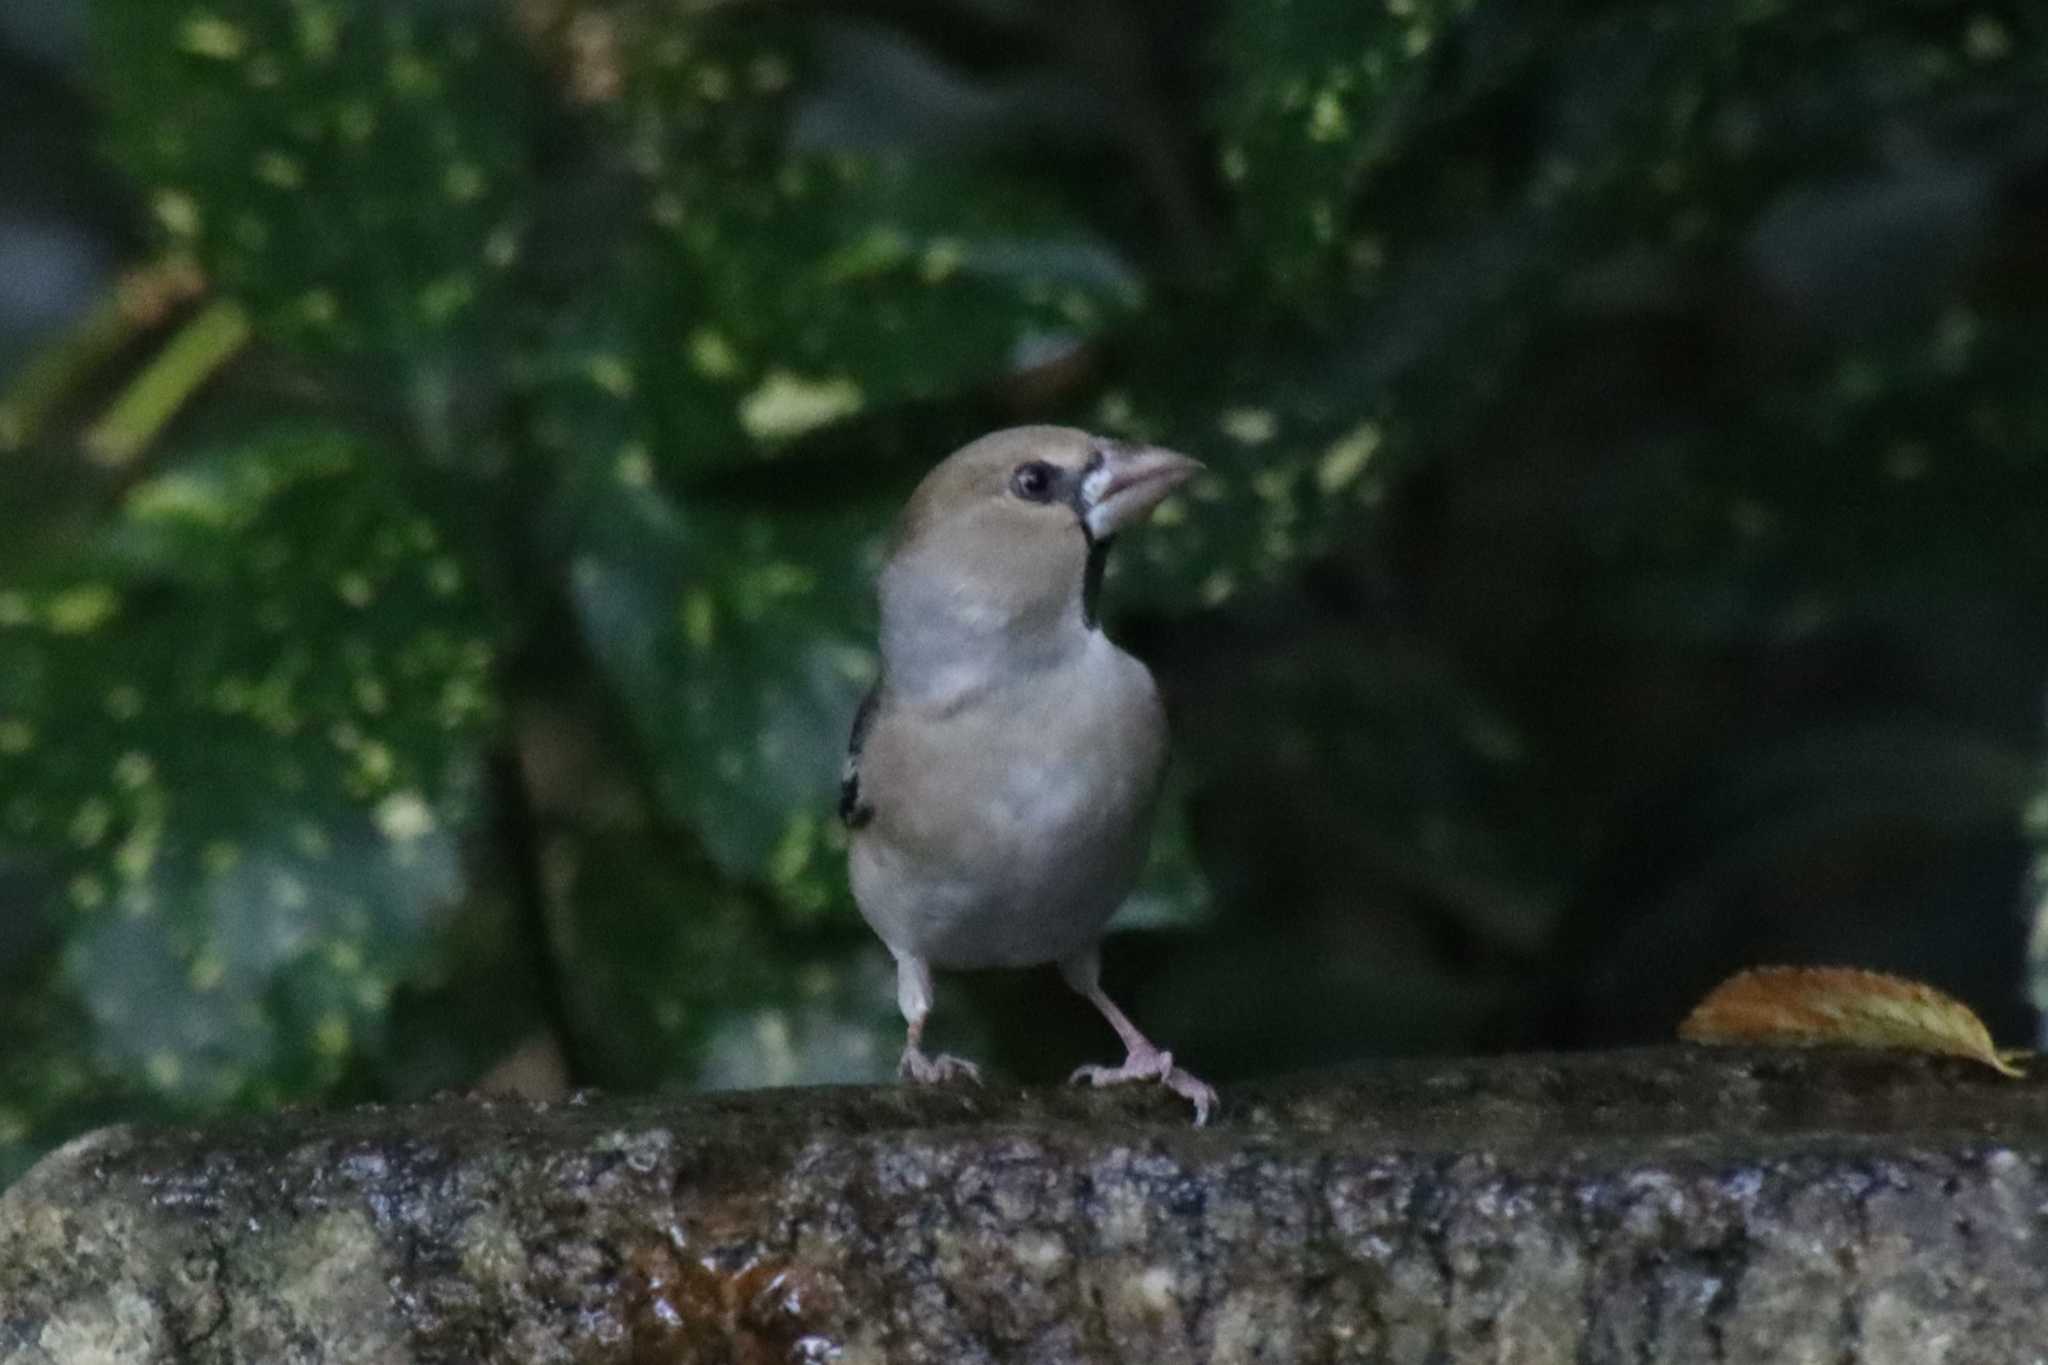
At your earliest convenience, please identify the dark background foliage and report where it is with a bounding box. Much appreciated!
[3,0,2046,1185]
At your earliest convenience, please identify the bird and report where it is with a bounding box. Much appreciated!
[841,424,1217,1124]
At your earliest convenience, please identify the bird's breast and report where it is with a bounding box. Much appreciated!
[850,634,1168,968]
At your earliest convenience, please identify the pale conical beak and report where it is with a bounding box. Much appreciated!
[1081,443,1204,540]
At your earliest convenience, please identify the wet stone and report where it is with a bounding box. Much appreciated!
[4,1048,2048,1363]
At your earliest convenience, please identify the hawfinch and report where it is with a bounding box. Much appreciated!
[841,425,1216,1124]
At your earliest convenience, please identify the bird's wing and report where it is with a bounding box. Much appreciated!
[838,681,881,828]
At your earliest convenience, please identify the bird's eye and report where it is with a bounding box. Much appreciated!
[1010,461,1059,503]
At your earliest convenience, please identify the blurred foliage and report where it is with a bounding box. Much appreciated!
[3,0,2048,1182]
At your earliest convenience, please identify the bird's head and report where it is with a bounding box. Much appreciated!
[882,425,1203,643]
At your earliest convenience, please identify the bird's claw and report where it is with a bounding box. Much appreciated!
[1069,1048,1173,1086]
[1069,1047,1217,1126]
[1163,1068,1218,1127]
[899,1048,982,1085]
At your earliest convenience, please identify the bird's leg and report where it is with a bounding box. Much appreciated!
[1060,948,1216,1125]
[893,950,981,1085]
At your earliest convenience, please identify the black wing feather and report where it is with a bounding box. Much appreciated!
[838,681,881,828]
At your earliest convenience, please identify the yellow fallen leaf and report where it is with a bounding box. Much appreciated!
[1678,965,2025,1078]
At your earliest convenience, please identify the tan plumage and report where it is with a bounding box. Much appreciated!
[843,426,1216,1123]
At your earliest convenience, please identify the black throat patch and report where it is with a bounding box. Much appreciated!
[1081,533,1112,631]
[1069,448,1111,631]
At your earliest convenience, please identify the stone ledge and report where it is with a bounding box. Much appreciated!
[2,1047,2044,1363]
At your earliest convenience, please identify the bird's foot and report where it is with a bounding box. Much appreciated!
[899,1047,982,1085]
[1070,1045,1217,1126]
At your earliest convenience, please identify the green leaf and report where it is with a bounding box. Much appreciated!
[1113,772,1216,934]
[559,468,882,915]
[1213,0,1478,296]
[0,426,500,1144]
[541,828,900,1090]
[534,5,1140,470]
[1076,312,1409,615]
[93,0,534,376]
[2030,774,2048,1047]
[1176,631,1564,957]
[361,859,550,1102]
[0,963,142,1189]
